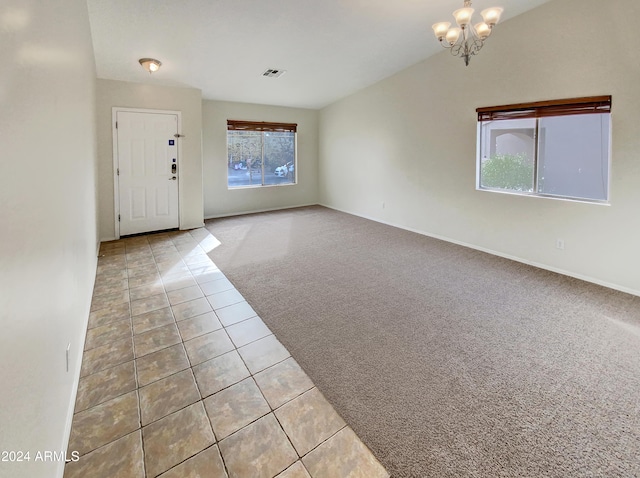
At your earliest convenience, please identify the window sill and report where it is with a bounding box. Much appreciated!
[476,187,610,206]
[228,182,297,191]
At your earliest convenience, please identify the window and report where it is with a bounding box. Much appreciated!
[227,120,297,188]
[477,96,611,202]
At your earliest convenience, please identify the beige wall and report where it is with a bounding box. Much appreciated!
[96,79,204,240]
[319,0,640,295]
[0,1,98,477]
[203,100,319,217]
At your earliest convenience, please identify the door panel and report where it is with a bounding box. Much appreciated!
[116,111,179,236]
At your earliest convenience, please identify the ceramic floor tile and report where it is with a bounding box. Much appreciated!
[175,243,202,254]
[126,256,156,268]
[172,297,213,321]
[276,462,312,478]
[274,388,346,456]
[200,278,235,296]
[254,358,315,409]
[99,243,126,253]
[179,244,207,255]
[75,361,137,412]
[125,248,152,257]
[139,369,201,426]
[167,285,204,305]
[68,391,140,456]
[184,254,212,267]
[90,290,130,312]
[226,316,272,348]
[238,335,290,374]
[177,312,223,341]
[133,323,182,357]
[215,301,258,327]
[93,280,128,297]
[131,293,170,317]
[136,344,190,387]
[142,402,215,477]
[93,275,128,292]
[126,247,154,256]
[80,337,134,378]
[204,378,271,440]
[95,268,128,281]
[193,350,251,398]
[151,243,178,253]
[63,431,144,478]
[184,329,235,366]
[127,263,158,279]
[189,264,221,277]
[129,283,165,301]
[218,414,297,478]
[195,270,226,284]
[157,445,227,478]
[206,289,244,310]
[128,272,161,289]
[87,303,130,330]
[97,263,125,275]
[197,236,220,249]
[152,250,181,263]
[301,427,389,478]
[98,249,125,258]
[126,249,154,259]
[84,319,131,351]
[126,246,153,255]
[156,258,187,273]
[132,307,175,335]
[159,263,191,278]
[162,274,198,293]
[98,253,126,264]
[100,241,125,249]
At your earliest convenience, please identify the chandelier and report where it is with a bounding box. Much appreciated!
[432,1,503,66]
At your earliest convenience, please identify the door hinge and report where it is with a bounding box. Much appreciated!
[118,214,121,222]
[115,121,118,129]
[117,168,119,175]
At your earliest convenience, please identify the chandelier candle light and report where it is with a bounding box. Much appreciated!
[432,0,503,66]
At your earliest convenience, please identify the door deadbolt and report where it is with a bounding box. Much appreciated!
[171,164,177,174]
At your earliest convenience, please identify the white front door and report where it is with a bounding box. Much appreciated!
[116,111,179,236]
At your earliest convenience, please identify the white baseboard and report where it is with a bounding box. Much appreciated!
[58,255,98,478]
[319,203,640,298]
[204,203,317,220]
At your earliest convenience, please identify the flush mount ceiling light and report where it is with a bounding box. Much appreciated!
[138,58,162,73]
[432,0,503,66]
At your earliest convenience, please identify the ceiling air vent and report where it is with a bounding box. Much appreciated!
[262,68,286,78]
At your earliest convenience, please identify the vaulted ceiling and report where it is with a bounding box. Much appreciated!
[87,0,551,109]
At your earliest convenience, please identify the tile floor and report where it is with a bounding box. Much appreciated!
[64,228,389,478]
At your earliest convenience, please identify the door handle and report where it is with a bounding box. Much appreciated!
[169,176,177,180]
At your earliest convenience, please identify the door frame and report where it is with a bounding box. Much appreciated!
[112,107,183,239]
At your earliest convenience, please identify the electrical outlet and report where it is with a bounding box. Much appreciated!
[556,239,565,250]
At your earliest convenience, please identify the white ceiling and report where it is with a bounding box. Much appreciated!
[87,0,551,109]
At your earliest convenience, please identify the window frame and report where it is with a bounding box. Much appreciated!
[476,96,612,204]
[226,120,298,190]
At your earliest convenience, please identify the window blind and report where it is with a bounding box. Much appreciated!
[477,96,611,122]
[227,120,297,133]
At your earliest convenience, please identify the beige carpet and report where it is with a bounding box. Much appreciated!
[205,206,640,478]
